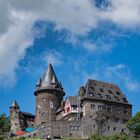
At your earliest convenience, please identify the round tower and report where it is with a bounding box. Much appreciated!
[34,63,65,125]
[9,101,21,133]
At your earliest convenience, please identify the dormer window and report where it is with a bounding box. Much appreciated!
[122,98,128,103]
[116,91,120,95]
[100,88,104,92]
[90,87,94,91]
[108,90,113,94]
[97,93,103,98]
[114,96,120,101]
[106,95,111,100]
[89,92,94,97]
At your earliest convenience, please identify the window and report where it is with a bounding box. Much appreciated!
[42,98,46,102]
[66,107,70,112]
[124,108,128,114]
[70,126,73,130]
[93,124,95,128]
[42,112,46,117]
[77,126,81,130]
[116,106,121,113]
[74,126,77,130]
[106,95,111,100]
[91,104,95,109]
[107,105,112,112]
[108,90,113,94]
[114,117,120,122]
[108,126,110,130]
[114,127,116,131]
[72,105,77,110]
[89,92,94,97]
[100,88,104,92]
[122,98,128,103]
[116,91,120,95]
[114,96,120,101]
[90,87,94,91]
[97,93,103,98]
[69,133,73,137]
[123,119,128,123]
[98,105,104,111]
[106,117,110,121]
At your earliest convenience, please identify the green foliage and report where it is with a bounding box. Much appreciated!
[127,112,140,136]
[14,138,25,140]
[0,114,10,132]
[90,133,140,140]
[0,136,5,140]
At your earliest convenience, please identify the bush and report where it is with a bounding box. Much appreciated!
[90,133,140,140]
[0,136,5,140]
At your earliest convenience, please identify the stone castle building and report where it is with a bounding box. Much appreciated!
[10,63,132,139]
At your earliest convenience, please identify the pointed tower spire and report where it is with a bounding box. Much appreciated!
[41,63,59,87]
[36,78,42,87]
[11,100,19,108]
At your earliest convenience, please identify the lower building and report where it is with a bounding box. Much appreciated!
[9,64,132,139]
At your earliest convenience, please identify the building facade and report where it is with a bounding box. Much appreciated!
[10,64,132,139]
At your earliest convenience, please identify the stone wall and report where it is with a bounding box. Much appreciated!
[35,92,61,125]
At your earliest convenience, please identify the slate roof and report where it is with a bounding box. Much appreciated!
[67,96,78,106]
[20,111,35,117]
[11,100,19,108]
[36,63,63,90]
[81,79,131,105]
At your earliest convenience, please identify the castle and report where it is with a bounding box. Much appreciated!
[10,63,132,139]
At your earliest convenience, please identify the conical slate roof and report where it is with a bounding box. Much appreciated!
[11,100,19,108]
[36,78,42,86]
[41,63,61,88]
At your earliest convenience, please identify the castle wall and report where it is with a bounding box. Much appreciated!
[35,91,62,125]
[10,107,22,133]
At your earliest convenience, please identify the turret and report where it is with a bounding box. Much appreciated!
[34,63,65,125]
[10,100,21,133]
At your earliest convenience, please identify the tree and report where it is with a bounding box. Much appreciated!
[127,111,140,136]
[0,114,10,132]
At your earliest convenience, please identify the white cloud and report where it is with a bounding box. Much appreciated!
[42,50,63,66]
[0,0,140,87]
[104,0,140,28]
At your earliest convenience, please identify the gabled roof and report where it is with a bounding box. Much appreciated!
[11,100,19,108]
[67,96,78,106]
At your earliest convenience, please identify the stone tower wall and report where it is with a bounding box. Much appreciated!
[35,91,63,125]
[10,107,22,133]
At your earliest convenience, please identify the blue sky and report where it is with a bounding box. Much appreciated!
[0,0,140,116]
